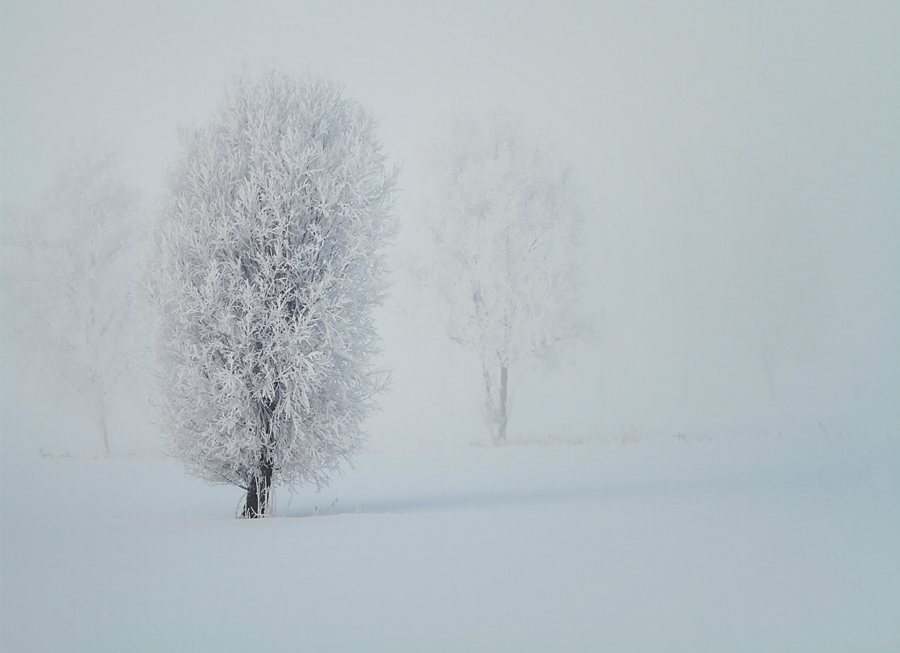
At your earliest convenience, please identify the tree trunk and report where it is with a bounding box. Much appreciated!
[497,363,508,444]
[242,398,276,518]
[96,391,110,457]
[484,361,510,445]
[242,459,272,518]
[99,413,110,458]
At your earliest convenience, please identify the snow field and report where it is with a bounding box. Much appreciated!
[2,435,899,652]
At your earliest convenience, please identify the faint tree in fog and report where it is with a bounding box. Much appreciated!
[149,72,397,518]
[415,114,584,444]
[0,143,140,456]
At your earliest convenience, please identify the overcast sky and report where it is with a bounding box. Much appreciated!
[2,1,898,443]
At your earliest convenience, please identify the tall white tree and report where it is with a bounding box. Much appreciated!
[414,114,583,444]
[0,143,140,456]
[149,72,397,517]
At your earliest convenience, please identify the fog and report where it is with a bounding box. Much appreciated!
[2,0,899,448]
[3,4,900,650]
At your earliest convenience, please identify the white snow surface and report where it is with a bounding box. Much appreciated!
[2,434,899,652]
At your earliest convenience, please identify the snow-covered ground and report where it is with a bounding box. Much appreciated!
[2,433,898,652]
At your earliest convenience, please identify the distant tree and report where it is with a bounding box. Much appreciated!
[0,143,140,456]
[149,72,397,517]
[414,114,583,444]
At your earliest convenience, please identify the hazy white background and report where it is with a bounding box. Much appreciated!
[2,0,899,448]
[2,4,900,652]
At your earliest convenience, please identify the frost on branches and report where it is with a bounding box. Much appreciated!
[0,143,139,457]
[416,114,583,444]
[150,73,397,517]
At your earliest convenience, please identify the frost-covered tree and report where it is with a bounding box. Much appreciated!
[0,143,140,456]
[150,72,397,517]
[415,114,583,444]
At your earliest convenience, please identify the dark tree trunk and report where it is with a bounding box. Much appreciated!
[242,398,277,518]
[242,458,273,518]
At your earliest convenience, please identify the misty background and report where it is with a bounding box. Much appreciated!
[2,0,899,455]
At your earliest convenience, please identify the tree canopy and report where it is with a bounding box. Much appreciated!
[150,72,397,515]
